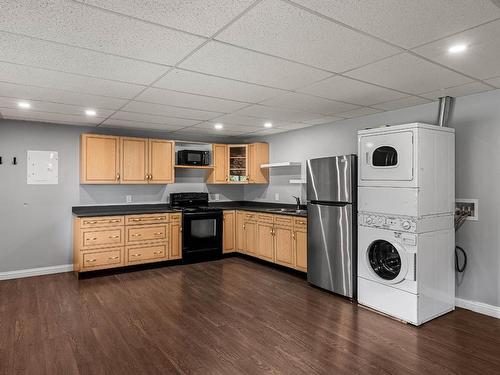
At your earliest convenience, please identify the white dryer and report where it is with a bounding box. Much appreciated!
[358,213,455,326]
[358,123,455,217]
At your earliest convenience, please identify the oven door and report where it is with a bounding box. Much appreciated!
[183,211,222,259]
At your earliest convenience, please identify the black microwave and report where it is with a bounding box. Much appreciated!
[177,150,210,166]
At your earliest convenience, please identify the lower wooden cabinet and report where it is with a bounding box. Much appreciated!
[223,211,235,253]
[232,210,307,272]
[73,213,182,273]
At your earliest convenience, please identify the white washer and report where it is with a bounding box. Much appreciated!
[358,214,455,325]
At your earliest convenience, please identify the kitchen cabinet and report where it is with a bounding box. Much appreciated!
[81,134,174,185]
[243,212,258,256]
[120,137,148,184]
[149,139,174,184]
[294,228,307,272]
[248,143,269,184]
[207,144,228,183]
[274,225,295,267]
[257,221,275,261]
[73,212,181,273]
[223,211,236,253]
[80,134,120,184]
[169,213,182,259]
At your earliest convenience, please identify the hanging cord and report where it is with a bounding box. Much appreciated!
[454,211,469,273]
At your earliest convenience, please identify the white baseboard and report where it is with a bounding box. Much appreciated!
[456,297,500,319]
[0,264,73,281]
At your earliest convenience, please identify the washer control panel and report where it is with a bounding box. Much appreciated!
[360,213,416,232]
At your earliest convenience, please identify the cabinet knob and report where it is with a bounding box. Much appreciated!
[154,232,163,235]
[88,237,98,241]
[131,253,142,257]
[86,259,97,263]
[108,235,119,239]
[131,233,142,237]
[116,173,120,180]
[153,251,163,255]
[108,256,119,260]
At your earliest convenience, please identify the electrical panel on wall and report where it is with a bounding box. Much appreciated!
[27,150,58,185]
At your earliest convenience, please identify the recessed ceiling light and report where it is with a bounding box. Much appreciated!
[448,44,468,54]
[214,123,223,130]
[264,122,273,128]
[17,101,31,109]
[85,109,97,116]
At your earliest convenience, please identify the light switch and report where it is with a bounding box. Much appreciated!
[275,193,280,201]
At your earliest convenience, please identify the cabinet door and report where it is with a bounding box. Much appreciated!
[80,134,120,184]
[248,143,269,184]
[169,215,182,259]
[120,137,148,184]
[294,229,307,272]
[236,211,245,252]
[208,144,228,183]
[244,221,258,256]
[149,139,174,184]
[257,222,274,261]
[223,211,235,253]
[275,225,294,267]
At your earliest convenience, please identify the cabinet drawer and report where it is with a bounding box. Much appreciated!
[81,248,124,270]
[294,217,307,229]
[126,213,168,225]
[126,244,168,264]
[274,214,293,225]
[257,213,274,223]
[80,216,124,228]
[244,212,257,222]
[170,213,182,222]
[81,227,124,249]
[126,224,168,244]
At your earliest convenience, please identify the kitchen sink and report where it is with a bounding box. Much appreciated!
[267,208,307,215]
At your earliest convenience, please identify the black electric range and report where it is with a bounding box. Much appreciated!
[170,193,223,263]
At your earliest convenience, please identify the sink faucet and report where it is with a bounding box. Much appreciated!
[292,195,301,210]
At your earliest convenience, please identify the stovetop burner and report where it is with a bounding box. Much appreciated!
[170,192,221,213]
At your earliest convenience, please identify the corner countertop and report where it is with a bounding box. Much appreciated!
[72,201,307,218]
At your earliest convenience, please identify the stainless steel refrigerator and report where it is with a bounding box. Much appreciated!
[306,155,357,299]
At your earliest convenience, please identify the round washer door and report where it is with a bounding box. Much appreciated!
[366,239,408,284]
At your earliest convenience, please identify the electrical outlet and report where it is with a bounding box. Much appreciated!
[214,194,220,201]
[455,199,478,221]
[275,193,280,201]
[126,195,132,203]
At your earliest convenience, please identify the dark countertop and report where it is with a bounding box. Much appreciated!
[73,201,307,218]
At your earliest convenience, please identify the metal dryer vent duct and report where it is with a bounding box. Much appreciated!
[437,96,454,127]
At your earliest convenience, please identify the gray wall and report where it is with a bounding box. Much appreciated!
[244,88,500,308]
[0,120,243,272]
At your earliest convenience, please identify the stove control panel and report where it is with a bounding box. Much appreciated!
[359,213,416,232]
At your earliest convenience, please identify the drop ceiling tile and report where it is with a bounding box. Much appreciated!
[209,114,269,127]
[0,97,115,118]
[0,108,103,125]
[293,0,500,48]
[80,0,255,37]
[301,116,344,125]
[194,122,263,132]
[0,0,204,65]
[0,82,128,109]
[420,82,494,100]
[250,128,289,135]
[101,119,185,131]
[261,92,359,115]
[154,69,286,103]
[135,87,248,113]
[371,96,432,111]
[109,111,200,127]
[0,62,145,99]
[177,126,245,136]
[346,53,473,94]
[413,20,500,80]
[235,105,320,122]
[217,0,399,72]
[122,101,222,121]
[485,76,500,88]
[180,41,331,90]
[274,123,316,130]
[0,32,168,85]
[336,107,384,119]
[298,75,408,106]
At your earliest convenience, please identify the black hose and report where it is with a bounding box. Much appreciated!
[455,245,467,273]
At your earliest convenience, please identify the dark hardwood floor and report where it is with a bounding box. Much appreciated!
[1,257,500,375]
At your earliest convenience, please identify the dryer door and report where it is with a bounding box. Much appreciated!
[359,131,414,182]
[366,239,409,285]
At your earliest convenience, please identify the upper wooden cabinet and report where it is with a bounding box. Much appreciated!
[149,139,174,184]
[81,134,120,184]
[81,134,174,184]
[206,142,268,185]
[207,144,228,184]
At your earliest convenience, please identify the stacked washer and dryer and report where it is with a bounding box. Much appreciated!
[357,123,455,325]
